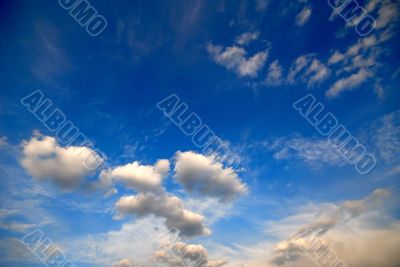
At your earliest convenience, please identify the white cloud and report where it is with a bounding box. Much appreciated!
[363,110,400,163]
[219,189,399,267]
[328,51,345,65]
[174,151,248,202]
[99,159,170,193]
[326,68,372,98]
[295,7,312,26]
[235,31,259,46]
[269,137,345,168]
[265,60,284,86]
[305,58,331,86]
[116,192,211,237]
[20,134,103,190]
[287,54,330,87]
[325,31,394,98]
[375,0,399,29]
[269,189,393,266]
[154,243,227,267]
[0,221,35,233]
[62,219,165,266]
[328,36,377,69]
[207,44,268,77]
[287,54,313,84]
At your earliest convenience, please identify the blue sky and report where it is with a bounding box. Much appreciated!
[0,0,399,266]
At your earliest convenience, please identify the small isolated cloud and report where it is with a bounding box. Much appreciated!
[265,60,284,86]
[295,7,312,26]
[174,151,248,202]
[20,134,102,190]
[235,31,259,46]
[116,192,211,237]
[99,159,170,193]
[207,44,268,77]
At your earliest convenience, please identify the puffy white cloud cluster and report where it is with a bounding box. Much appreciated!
[19,133,246,241]
[174,151,248,202]
[111,151,247,237]
[20,134,102,190]
[116,193,211,237]
[99,159,170,193]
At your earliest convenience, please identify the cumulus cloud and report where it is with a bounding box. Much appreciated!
[154,242,227,267]
[207,44,268,77]
[99,159,170,193]
[116,192,211,237]
[295,7,312,26]
[20,134,103,190]
[174,151,248,202]
[235,31,259,46]
[271,238,307,265]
